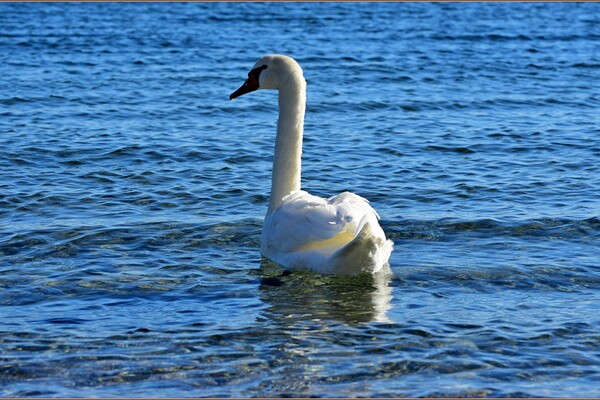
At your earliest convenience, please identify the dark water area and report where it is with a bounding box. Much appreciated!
[1,2,600,397]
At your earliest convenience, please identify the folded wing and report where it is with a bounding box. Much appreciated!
[261,190,390,274]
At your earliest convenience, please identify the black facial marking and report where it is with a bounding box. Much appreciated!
[229,65,268,100]
[248,65,268,81]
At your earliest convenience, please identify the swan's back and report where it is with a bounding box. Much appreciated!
[261,191,393,275]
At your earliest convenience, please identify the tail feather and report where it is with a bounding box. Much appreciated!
[331,221,392,275]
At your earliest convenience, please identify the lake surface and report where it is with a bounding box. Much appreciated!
[1,2,599,397]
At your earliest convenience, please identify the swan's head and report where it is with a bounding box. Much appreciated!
[230,54,303,100]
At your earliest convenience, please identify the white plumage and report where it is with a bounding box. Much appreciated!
[230,54,393,275]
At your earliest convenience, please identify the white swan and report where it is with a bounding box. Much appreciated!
[230,54,393,275]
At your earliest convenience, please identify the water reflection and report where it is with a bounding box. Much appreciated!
[258,260,394,324]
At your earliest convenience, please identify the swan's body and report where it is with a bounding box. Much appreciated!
[231,54,393,275]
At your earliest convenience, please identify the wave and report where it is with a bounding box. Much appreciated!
[428,33,600,42]
[3,217,597,265]
[384,216,600,241]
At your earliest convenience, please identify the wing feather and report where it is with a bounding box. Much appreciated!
[262,190,381,255]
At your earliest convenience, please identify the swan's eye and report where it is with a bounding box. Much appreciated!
[246,74,258,87]
[244,65,268,88]
[229,65,267,100]
[248,65,268,79]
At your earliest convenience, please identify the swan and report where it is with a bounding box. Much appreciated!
[230,54,393,275]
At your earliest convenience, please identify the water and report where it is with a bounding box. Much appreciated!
[1,2,600,397]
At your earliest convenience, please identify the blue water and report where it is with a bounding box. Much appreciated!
[1,2,600,397]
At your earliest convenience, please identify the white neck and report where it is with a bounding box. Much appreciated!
[267,73,306,214]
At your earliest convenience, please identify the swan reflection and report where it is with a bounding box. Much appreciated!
[258,261,394,325]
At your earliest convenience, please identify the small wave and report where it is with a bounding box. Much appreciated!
[2,219,264,261]
[430,33,533,42]
[429,33,600,42]
[426,145,475,154]
[385,217,600,241]
[572,62,600,69]
[101,146,143,157]
[45,317,88,325]
[0,97,30,106]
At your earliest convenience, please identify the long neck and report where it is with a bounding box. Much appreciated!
[268,76,306,214]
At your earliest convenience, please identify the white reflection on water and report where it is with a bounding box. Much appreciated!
[371,264,394,323]
[259,261,394,325]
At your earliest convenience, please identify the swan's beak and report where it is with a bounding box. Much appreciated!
[230,74,260,100]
